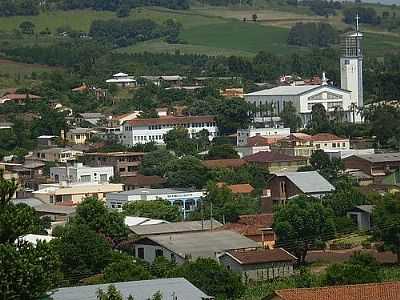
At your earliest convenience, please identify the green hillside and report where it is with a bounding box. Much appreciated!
[0,6,399,58]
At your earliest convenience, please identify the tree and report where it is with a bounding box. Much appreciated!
[123,200,181,222]
[216,98,250,135]
[308,150,344,183]
[273,196,336,264]
[325,252,381,285]
[0,170,18,207]
[53,224,113,281]
[19,21,35,34]
[0,241,61,299]
[280,101,302,131]
[139,149,175,176]
[373,194,400,264]
[173,258,244,299]
[165,156,209,189]
[0,202,49,244]
[191,182,258,223]
[103,258,151,283]
[309,103,331,133]
[206,144,239,160]
[150,256,177,278]
[164,127,196,156]
[73,197,128,245]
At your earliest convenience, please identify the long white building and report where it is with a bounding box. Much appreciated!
[245,84,355,125]
[106,188,205,219]
[120,115,218,147]
[50,163,114,184]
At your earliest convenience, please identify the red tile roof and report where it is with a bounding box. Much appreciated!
[244,151,307,163]
[202,159,247,169]
[120,174,166,187]
[226,247,296,265]
[238,213,274,227]
[227,183,254,194]
[1,93,41,101]
[311,133,347,142]
[127,115,215,126]
[246,135,285,147]
[274,281,400,300]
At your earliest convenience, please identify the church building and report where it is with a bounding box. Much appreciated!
[245,16,363,125]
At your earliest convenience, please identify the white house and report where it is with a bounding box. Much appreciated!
[245,84,355,125]
[311,133,350,151]
[106,188,205,219]
[50,163,114,184]
[106,72,136,87]
[237,127,290,147]
[33,182,124,205]
[120,115,218,147]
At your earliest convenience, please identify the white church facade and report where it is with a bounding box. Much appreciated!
[245,16,364,126]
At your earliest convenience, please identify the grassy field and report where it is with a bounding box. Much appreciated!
[0,5,399,58]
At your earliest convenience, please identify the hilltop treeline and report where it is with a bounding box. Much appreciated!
[0,0,189,17]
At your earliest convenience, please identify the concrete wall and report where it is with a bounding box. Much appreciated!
[133,243,186,265]
[219,255,294,282]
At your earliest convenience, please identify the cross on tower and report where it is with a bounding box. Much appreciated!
[356,13,360,32]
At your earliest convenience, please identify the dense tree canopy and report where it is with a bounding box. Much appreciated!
[273,196,336,264]
[0,241,61,299]
[123,199,182,222]
[139,149,175,176]
[288,22,337,47]
[165,156,209,189]
[206,144,239,160]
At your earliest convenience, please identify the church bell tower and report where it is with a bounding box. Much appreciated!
[340,14,363,111]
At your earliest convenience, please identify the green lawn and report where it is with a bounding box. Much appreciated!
[180,20,297,55]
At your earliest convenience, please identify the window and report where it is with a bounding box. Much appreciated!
[332,143,336,148]
[345,59,350,65]
[128,166,135,172]
[119,168,126,172]
[171,253,176,263]
[342,142,346,147]
[100,174,108,182]
[155,249,163,257]
[138,248,144,259]
[280,181,286,194]
[80,175,91,182]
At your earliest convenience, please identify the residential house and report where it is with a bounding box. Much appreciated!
[50,163,114,184]
[202,159,247,170]
[106,72,136,87]
[219,247,297,281]
[0,121,13,129]
[217,183,255,195]
[347,205,374,231]
[66,128,98,144]
[140,75,184,87]
[75,112,105,127]
[133,230,259,264]
[10,161,48,190]
[0,92,41,104]
[120,115,218,147]
[311,133,350,151]
[220,213,275,248]
[343,152,400,181]
[271,133,314,158]
[129,220,222,237]
[83,152,145,177]
[106,188,205,219]
[237,127,290,147]
[220,88,244,98]
[271,282,400,300]
[37,135,58,147]
[120,174,166,190]
[243,151,307,173]
[264,171,335,212]
[50,278,213,300]
[12,197,76,221]
[33,182,124,205]
[31,147,83,163]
